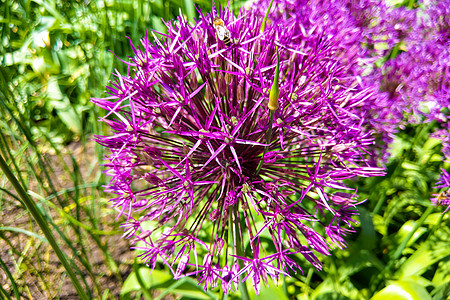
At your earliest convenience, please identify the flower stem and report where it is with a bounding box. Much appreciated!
[233,208,250,300]
[260,0,274,33]
[238,265,251,300]
[256,109,275,175]
[369,205,434,294]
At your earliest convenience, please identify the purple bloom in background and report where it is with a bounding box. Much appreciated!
[431,169,450,212]
[367,0,449,134]
[252,0,406,163]
[361,0,450,206]
[94,3,384,293]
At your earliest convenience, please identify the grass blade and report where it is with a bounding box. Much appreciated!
[0,153,90,300]
[0,255,21,300]
[0,227,48,243]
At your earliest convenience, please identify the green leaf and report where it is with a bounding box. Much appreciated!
[396,220,427,248]
[46,77,82,134]
[154,277,217,300]
[121,268,172,294]
[357,207,377,250]
[396,241,450,279]
[373,214,388,236]
[402,162,420,171]
[432,259,450,288]
[422,138,442,151]
[249,279,289,300]
[371,280,431,300]
[310,278,353,300]
[123,265,218,299]
[183,0,196,22]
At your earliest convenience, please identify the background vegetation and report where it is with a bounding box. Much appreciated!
[0,0,448,299]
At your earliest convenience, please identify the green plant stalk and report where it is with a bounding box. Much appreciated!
[40,198,120,235]
[370,205,434,294]
[0,227,47,243]
[31,191,121,280]
[0,154,89,300]
[38,206,92,290]
[0,282,13,300]
[0,131,27,191]
[0,255,20,300]
[183,0,196,22]
[260,0,274,33]
[372,193,386,217]
[70,156,87,272]
[35,188,122,292]
[233,209,250,300]
[304,268,313,295]
[391,205,434,261]
[0,231,53,297]
[221,290,229,300]
[0,101,66,209]
[154,278,187,300]
[134,260,153,300]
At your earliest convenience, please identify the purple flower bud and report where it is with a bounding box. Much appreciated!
[176,254,190,278]
[232,262,240,291]
[215,238,225,255]
[263,150,281,163]
[210,209,219,221]
[221,265,231,292]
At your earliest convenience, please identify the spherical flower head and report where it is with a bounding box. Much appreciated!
[94,4,384,294]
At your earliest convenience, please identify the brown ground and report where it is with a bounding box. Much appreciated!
[0,140,134,299]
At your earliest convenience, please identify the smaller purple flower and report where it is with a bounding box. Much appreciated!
[431,169,450,212]
[175,254,190,278]
[432,125,450,161]
[221,265,232,292]
[187,254,222,291]
[233,244,287,295]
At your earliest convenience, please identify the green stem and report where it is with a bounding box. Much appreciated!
[282,274,288,297]
[233,209,251,300]
[391,206,434,261]
[256,110,275,175]
[0,154,90,300]
[266,110,275,146]
[260,0,274,33]
[238,262,251,300]
[370,205,434,294]
[372,193,386,216]
[134,260,153,300]
[0,256,20,300]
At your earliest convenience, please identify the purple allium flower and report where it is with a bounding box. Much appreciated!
[354,0,450,162]
[431,169,450,212]
[432,124,450,161]
[94,3,384,293]
[359,0,450,206]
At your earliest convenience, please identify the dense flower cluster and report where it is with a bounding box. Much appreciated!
[365,0,449,207]
[94,1,394,294]
[252,0,408,161]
